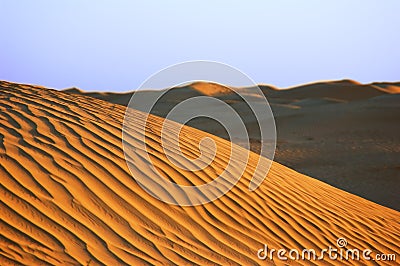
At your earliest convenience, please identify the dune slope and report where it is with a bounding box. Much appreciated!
[63,80,400,210]
[0,80,399,265]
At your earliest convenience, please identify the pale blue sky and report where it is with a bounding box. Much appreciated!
[1,1,399,91]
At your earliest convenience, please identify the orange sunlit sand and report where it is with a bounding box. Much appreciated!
[0,80,399,265]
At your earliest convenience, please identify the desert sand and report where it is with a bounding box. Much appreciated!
[64,80,400,210]
[0,80,399,265]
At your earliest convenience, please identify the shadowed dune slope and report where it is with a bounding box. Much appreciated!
[1,80,399,265]
[271,80,384,100]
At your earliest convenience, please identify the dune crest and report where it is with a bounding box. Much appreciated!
[0,80,399,265]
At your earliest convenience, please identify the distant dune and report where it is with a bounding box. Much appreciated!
[62,79,400,106]
[1,80,399,265]
[63,79,400,210]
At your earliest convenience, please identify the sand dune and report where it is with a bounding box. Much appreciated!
[369,82,400,94]
[64,80,400,210]
[271,79,385,100]
[62,79,397,106]
[0,80,399,265]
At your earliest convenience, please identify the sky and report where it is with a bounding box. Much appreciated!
[1,1,399,92]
